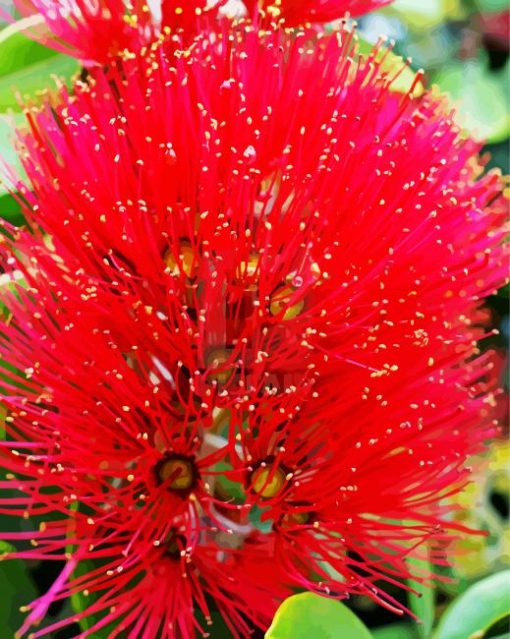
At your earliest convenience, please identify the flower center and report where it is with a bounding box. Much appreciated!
[269,284,304,320]
[281,511,311,527]
[251,465,286,499]
[164,241,195,278]
[206,348,235,385]
[155,455,197,493]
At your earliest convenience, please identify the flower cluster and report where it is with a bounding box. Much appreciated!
[0,1,507,638]
[9,0,392,64]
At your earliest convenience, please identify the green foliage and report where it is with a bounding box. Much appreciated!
[0,112,26,186]
[433,55,510,144]
[472,0,510,12]
[433,570,510,639]
[0,193,25,226]
[265,593,373,639]
[408,552,435,639]
[0,18,79,224]
[373,624,417,639]
[0,18,78,112]
[382,0,466,29]
[0,541,39,639]
[484,614,510,638]
[0,20,57,76]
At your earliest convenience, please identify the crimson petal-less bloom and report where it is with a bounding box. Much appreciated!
[0,20,507,639]
[245,0,393,24]
[9,0,394,65]
[8,0,226,64]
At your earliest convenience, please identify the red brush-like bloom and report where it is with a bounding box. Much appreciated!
[0,20,507,639]
[245,0,393,24]
[9,0,393,65]
[8,0,226,65]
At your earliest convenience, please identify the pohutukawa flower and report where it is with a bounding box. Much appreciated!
[0,17,507,639]
[244,0,393,24]
[8,0,394,65]
[8,0,227,64]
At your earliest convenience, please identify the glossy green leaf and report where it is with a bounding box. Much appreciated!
[0,193,25,225]
[0,18,57,78]
[433,56,510,144]
[265,592,373,639]
[0,541,39,639]
[0,54,78,111]
[484,614,510,638]
[408,552,435,639]
[0,19,79,111]
[433,570,510,639]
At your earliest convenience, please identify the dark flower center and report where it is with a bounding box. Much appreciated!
[155,455,198,493]
[250,464,287,499]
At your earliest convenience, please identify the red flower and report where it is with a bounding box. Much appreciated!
[8,0,226,64]
[8,0,393,65]
[244,0,393,24]
[0,19,507,639]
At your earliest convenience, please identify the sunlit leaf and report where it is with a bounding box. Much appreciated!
[265,592,373,639]
[382,0,465,29]
[0,112,28,221]
[433,570,510,639]
[0,18,78,111]
[0,17,56,78]
[433,56,510,144]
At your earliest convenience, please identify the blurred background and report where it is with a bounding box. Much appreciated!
[0,0,508,637]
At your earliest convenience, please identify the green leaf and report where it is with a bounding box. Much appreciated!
[0,112,29,221]
[433,570,510,639]
[265,592,373,639]
[0,18,57,78]
[0,54,79,111]
[0,112,25,170]
[0,193,25,226]
[408,552,435,639]
[372,623,417,639]
[69,559,116,638]
[381,0,465,29]
[0,18,79,112]
[484,615,510,638]
[433,56,510,144]
[0,541,39,639]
